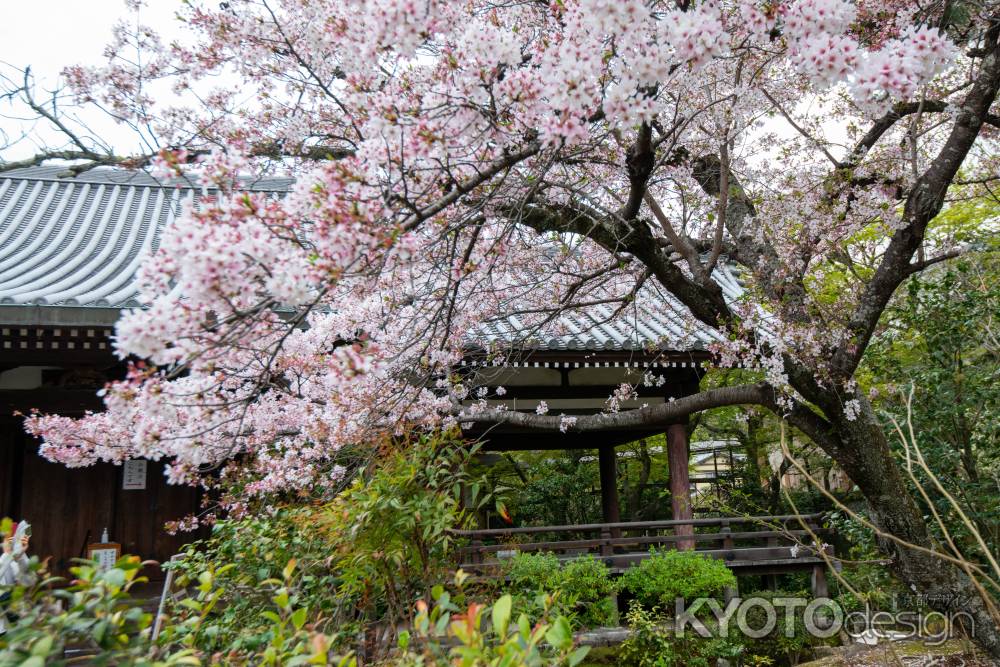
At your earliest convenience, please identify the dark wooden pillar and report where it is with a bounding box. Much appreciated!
[598,445,621,537]
[666,423,695,550]
[811,564,829,598]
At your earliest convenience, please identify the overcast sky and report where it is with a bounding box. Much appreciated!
[0,1,847,165]
[0,1,182,160]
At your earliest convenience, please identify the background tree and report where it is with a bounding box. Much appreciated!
[866,233,1000,556]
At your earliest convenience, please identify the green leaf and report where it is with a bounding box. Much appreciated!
[491,594,512,637]
[291,606,308,630]
[434,611,450,636]
[545,616,572,650]
[568,645,591,666]
[92,619,108,643]
[102,568,126,588]
[29,635,54,657]
[518,613,531,639]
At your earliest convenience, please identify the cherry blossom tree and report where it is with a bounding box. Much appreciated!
[4,0,1000,654]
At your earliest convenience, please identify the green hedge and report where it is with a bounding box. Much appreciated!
[619,549,736,611]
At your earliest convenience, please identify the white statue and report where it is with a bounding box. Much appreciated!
[0,521,34,634]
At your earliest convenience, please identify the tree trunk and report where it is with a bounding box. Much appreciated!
[827,400,1000,656]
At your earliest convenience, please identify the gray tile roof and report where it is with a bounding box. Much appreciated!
[0,166,741,352]
[473,269,741,352]
[0,165,294,190]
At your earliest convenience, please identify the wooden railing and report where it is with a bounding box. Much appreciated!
[453,513,834,587]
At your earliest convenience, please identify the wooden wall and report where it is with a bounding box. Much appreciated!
[0,422,203,578]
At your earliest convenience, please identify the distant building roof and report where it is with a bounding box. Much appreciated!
[0,166,741,352]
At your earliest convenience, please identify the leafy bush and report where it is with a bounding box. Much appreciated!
[618,603,741,667]
[166,430,489,657]
[314,432,490,629]
[0,556,177,666]
[0,555,354,666]
[734,590,818,667]
[618,549,736,611]
[161,559,355,666]
[558,556,618,628]
[500,553,616,629]
[503,552,563,592]
[397,575,590,667]
[502,456,603,527]
[824,510,905,614]
[168,506,347,653]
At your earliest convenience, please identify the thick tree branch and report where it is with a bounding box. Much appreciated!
[459,383,777,431]
[619,122,655,220]
[906,249,963,275]
[460,381,844,463]
[512,199,732,328]
[643,191,709,279]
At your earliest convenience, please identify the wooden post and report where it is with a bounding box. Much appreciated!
[666,423,695,550]
[471,539,483,565]
[720,520,734,550]
[765,534,779,590]
[598,444,622,538]
[811,564,829,598]
[600,527,613,558]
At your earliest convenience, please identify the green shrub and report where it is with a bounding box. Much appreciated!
[165,431,491,659]
[618,549,736,611]
[558,556,618,628]
[168,506,347,653]
[619,603,741,667]
[314,432,491,627]
[501,553,617,629]
[504,552,562,592]
[0,554,354,666]
[732,589,837,666]
[0,555,166,666]
[826,511,905,612]
[398,580,591,667]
